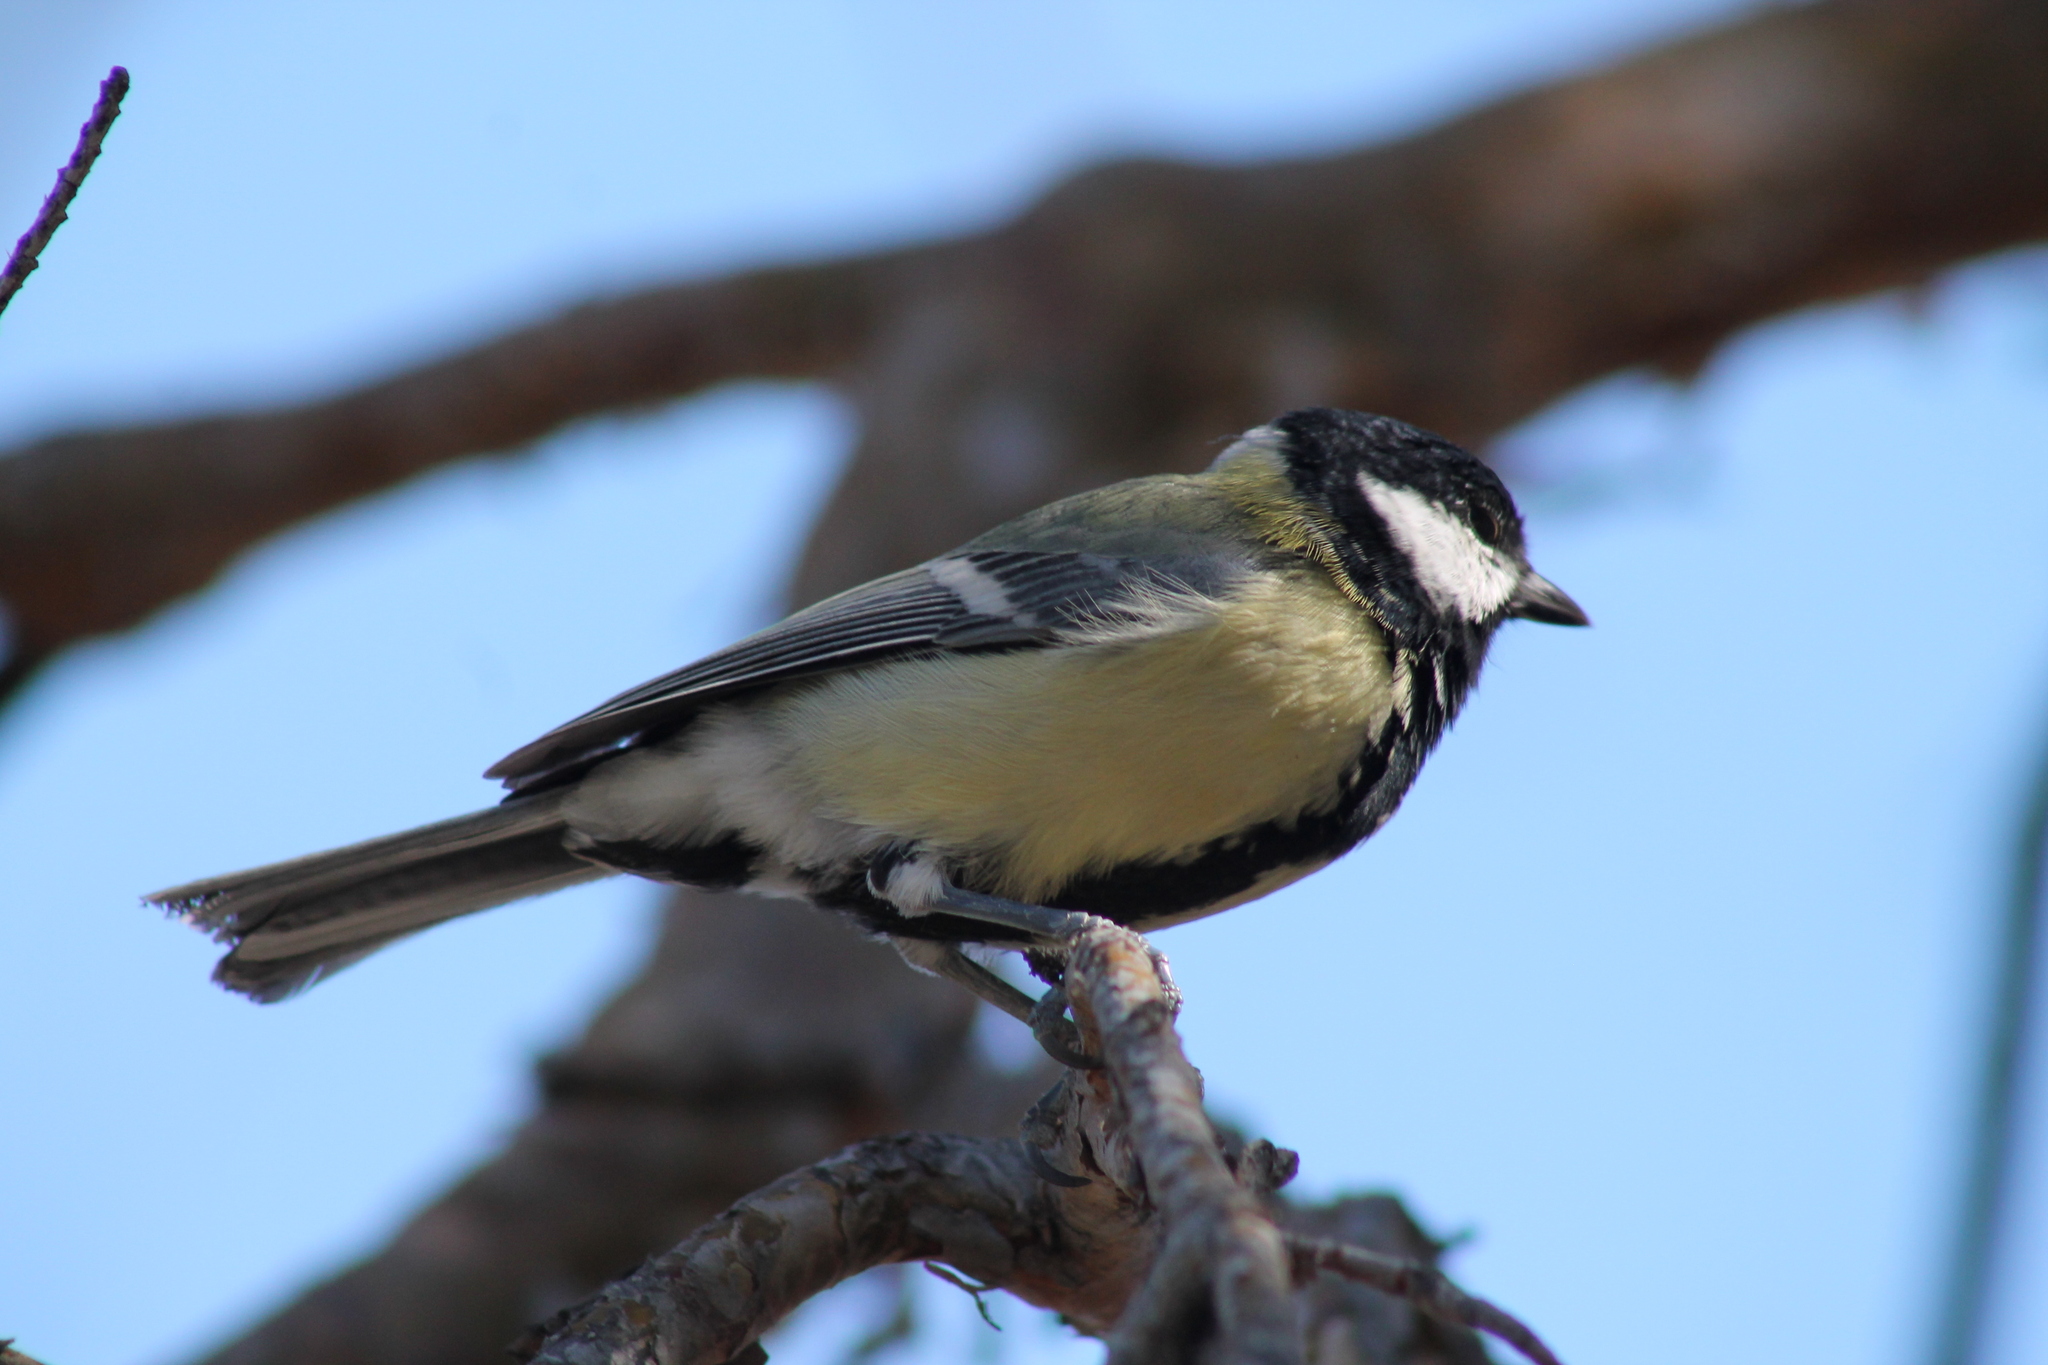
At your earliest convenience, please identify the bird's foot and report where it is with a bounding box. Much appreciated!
[1029,986,1102,1070]
[888,939,1102,1069]
[892,876,1179,1068]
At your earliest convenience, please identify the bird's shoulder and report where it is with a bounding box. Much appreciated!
[958,471,1263,559]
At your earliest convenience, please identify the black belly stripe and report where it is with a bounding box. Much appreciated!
[823,732,1413,945]
[1039,740,1395,923]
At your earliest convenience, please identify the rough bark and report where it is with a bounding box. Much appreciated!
[5,0,2046,697]
[1062,928,1300,1365]
[519,922,1553,1365]
[508,1136,1513,1365]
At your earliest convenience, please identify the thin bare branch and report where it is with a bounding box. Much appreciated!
[1289,1237,1564,1365]
[921,1263,1004,1329]
[0,66,128,321]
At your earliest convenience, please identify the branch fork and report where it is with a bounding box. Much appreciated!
[522,918,1563,1365]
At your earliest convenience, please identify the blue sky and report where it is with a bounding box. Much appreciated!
[3,3,2046,1364]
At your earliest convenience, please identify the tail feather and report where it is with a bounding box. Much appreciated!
[146,796,613,1002]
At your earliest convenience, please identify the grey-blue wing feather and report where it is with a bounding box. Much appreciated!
[487,549,1244,788]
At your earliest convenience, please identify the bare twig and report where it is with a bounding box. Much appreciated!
[923,1262,1003,1329]
[1288,1237,1564,1365]
[0,66,128,321]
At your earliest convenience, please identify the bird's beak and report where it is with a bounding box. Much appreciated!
[1507,570,1589,626]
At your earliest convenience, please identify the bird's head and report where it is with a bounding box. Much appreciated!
[1218,407,1587,635]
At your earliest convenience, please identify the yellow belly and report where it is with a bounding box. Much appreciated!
[762,571,1394,902]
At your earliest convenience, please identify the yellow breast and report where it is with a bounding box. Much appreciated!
[761,570,1394,902]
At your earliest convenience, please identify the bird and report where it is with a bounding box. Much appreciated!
[148,407,1585,1026]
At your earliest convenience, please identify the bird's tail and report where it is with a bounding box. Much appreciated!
[145,794,612,1002]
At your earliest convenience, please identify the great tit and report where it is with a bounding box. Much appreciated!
[149,407,1586,1009]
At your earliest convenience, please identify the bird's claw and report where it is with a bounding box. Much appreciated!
[1030,987,1102,1070]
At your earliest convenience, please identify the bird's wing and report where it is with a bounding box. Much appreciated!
[487,548,1246,788]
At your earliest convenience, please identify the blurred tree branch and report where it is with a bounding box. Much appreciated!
[1928,706,2048,1365]
[24,0,2015,1360]
[4,0,2046,704]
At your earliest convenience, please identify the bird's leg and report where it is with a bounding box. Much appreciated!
[881,870,1142,1068]
[891,939,1103,1070]
[923,883,1127,1068]
[927,882,1099,942]
[888,938,1034,1021]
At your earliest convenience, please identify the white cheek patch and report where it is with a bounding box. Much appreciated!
[1356,476,1520,620]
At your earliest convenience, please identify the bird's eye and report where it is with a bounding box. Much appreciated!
[1471,503,1505,545]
